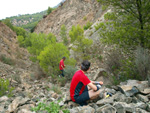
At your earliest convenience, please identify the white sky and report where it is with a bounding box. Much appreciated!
[0,0,62,20]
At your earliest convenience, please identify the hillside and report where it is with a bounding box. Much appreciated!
[0,22,43,80]
[2,11,47,31]
[34,0,105,40]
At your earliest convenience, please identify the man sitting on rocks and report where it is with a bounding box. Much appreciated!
[70,60,103,106]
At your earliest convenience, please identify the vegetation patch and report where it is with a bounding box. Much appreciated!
[0,78,14,97]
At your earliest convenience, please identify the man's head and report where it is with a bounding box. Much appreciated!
[81,60,91,72]
[62,57,66,61]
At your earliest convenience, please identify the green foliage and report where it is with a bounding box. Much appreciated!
[69,25,84,43]
[0,54,14,65]
[47,7,53,15]
[27,33,56,62]
[2,11,47,31]
[64,65,78,80]
[17,36,25,47]
[94,22,106,31]
[14,26,27,37]
[0,78,14,97]
[69,25,93,60]
[2,19,14,30]
[60,24,68,45]
[83,21,93,30]
[37,43,75,74]
[83,16,87,21]
[102,5,108,11]
[32,101,69,113]
[98,0,150,49]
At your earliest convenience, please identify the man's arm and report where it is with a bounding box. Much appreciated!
[88,81,103,91]
[87,82,98,91]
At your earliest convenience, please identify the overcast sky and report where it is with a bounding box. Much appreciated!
[0,0,62,20]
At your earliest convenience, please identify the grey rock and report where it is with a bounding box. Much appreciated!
[0,96,9,102]
[7,96,30,112]
[136,94,149,102]
[96,104,116,113]
[96,98,114,106]
[136,108,149,113]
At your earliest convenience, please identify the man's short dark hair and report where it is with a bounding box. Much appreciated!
[62,57,66,60]
[81,60,91,71]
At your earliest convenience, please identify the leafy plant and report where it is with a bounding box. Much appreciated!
[0,78,14,97]
[60,24,68,45]
[32,101,69,113]
[84,21,93,30]
[98,0,150,49]
[69,25,93,60]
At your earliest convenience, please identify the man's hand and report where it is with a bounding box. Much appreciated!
[99,81,103,85]
[94,81,103,85]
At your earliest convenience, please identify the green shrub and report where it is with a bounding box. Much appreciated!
[64,65,77,80]
[94,22,106,31]
[135,47,150,80]
[32,101,69,113]
[0,54,14,65]
[69,25,93,60]
[60,25,68,45]
[0,78,14,97]
[84,21,93,30]
[102,5,108,11]
[37,43,75,74]
[17,35,25,47]
[83,16,87,21]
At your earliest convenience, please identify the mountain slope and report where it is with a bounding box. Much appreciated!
[34,0,104,40]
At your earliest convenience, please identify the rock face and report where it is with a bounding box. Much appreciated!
[34,0,104,40]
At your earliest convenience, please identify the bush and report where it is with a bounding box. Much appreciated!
[64,65,77,80]
[17,35,25,47]
[32,101,69,113]
[0,78,14,97]
[94,22,106,31]
[84,21,93,30]
[37,43,75,74]
[69,25,93,60]
[28,33,56,62]
[135,47,150,80]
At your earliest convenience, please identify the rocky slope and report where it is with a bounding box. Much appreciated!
[0,22,43,81]
[0,76,150,113]
[34,0,104,40]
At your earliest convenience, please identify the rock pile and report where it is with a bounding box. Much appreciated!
[0,79,149,113]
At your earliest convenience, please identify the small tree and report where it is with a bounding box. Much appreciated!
[27,33,56,62]
[37,43,76,74]
[47,7,53,15]
[69,25,93,60]
[97,0,150,49]
[60,24,68,45]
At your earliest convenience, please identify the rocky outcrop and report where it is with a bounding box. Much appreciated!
[34,0,104,40]
[0,79,149,113]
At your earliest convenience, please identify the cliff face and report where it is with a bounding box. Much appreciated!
[34,0,103,39]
